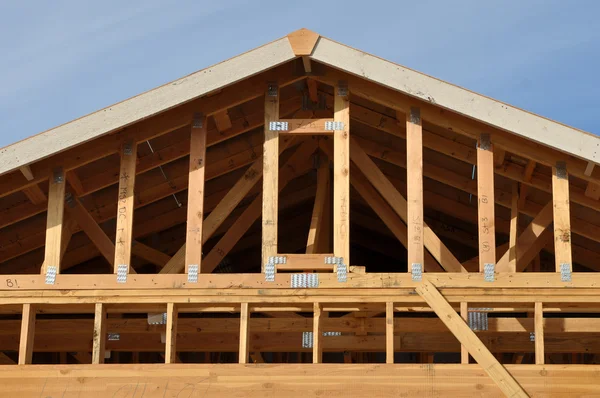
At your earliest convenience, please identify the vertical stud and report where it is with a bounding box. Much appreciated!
[114,139,137,274]
[42,167,66,275]
[165,303,178,363]
[508,181,519,272]
[386,302,394,364]
[552,161,572,273]
[92,303,107,364]
[407,107,424,274]
[18,304,36,365]
[333,81,350,265]
[460,302,469,364]
[477,133,496,275]
[534,302,544,364]
[313,303,323,363]
[186,113,207,275]
[239,302,250,364]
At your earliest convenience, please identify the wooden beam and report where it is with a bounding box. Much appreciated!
[92,303,107,364]
[22,185,47,205]
[334,83,351,264]
[535,302,544,365]
[306,155,330,254]
[18,304,35,365]
[19,165,34,181]
[584,182,600,200]
[239,303,250,364]
[460,302,468,364]
[407,107,424,274]
[349,137,466,272]
[508,181,519,272]
[202,140,316,273]
[213,110,232,132]
[66,170,86,197]
[114,140,137,274]
[416,281,528,397]
[552,162,572,273]
[386,302,394,364]
[307,79,318,103]
[313,303,323,364]
[493,148,506,168]
[41,168,66,275]
[262,84,280,271]
[131,242,171,268]
[185,113,208,274]
[165,303,178,364]
[477,134,496,273]
[0,353,15,365]
[518,160,536,210]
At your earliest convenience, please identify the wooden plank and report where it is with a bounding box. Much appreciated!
[584,182,600,200]
[41,168,66,275]
[334,83,351,264]
[508,181,519,272]
[114,140,137,273]
[18,304,35,365]
[386,302,394,364]
[552,162,572,273]
[19,165,34,181]
[477,134,496,272]
[349,137,465,272]
[277,119,334,134]
[460,302,468,364]
[276,254,334,271]
[493,148,506,167]
[165,303,178,364]
[131,242,171,268]
[313,303,323,364]
[415,281,528,398]
[535,302,544,365]
[22,185,47,205]
[307,79,318,103]
[262,84,280,271]
[306,157,330,254]
[287,28,319,56]
[66,170,86,197]
[239,302,250,364]
[406,107,424,273]
[585,162,595,176]
[185,113,208,274]
[92,303,107,364]
[518,160,536,210]
[213,110,232,132]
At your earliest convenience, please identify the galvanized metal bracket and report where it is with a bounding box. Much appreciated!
[484,263,495,282]
[560,263,572,282]
[53,168,64,184]
[479,133,491,150]
[556,161,568,180]
[267,82,279,97]
[411,263,423,282]
[409,107,421,125]
[529,332,535,342]
[108,333,120,341]
[467,308,490,331]
[323,331,342,337]
[148,312,167,325]
[325,256,347,283]
[324,121,344,131]
[192,112,204,129]
[302,331,313,348]
[123,142,133,156]
[187,264,199,283]
[116,264,128,283]
[45,266,57,285]
[291,273,319,288]
[265,256,286,282]
[337,81,348,96]
[269,121,289,131]
[64,192,76,208]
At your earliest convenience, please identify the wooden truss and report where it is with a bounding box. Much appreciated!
[2,29,600,397]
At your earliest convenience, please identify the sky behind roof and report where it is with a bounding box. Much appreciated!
[0,0,599,148]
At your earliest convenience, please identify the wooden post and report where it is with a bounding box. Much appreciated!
[239,302,250,364]
[386,302,394,364]
[552,161,572,273]
[41,168,66,275]
[18,304,36,365]
[92,303,107,364]
[186,113,208,274]
[333,82,350,264]
[114,139,137,274]
[508,181,519,272]
[262,84,280,271]
[313,303,323,364]
[165,303,178,364]
[306,155,330,254]
[407,107,424,274]
[535,302,544,365]
[477,133,496,273]
[460,302,469,364]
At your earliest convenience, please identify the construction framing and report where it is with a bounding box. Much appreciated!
[1,29,600,397]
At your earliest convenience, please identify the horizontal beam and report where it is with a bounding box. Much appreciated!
[1,364,599,396]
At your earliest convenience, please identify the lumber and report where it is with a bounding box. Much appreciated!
[386,302,394,364]
[552,162,572,273]
[239,302,250,364]
[92,303,107,364]
[114,139,137,274]
[22,185,46,205]
[185,113,208,274]
[41,168,66,275]
[477,133,496,272]
[416,281,528,397]
[18,304,35,365]
[460,302,468,364]
[333,82,351,264]
[508,181,518,272]
[165,303,178,364]
[535,302,544,365]
[406,107,424,273]
[262,84,280,270]
[313,302,323,364]
[306,155,330,254]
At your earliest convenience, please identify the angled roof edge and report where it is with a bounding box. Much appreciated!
[0,37,295,176]
[311,37,599,165]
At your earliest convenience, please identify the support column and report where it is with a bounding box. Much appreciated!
[92,303,107,364]
[186,113,208,274]
[477,133,496,274]
[18,304,36,365]
[262,84,280,271]
[460,302,469,364]
[386,302,394,364]
[114,139,137,274]
[535,302,544,364]
[165,303,178,364]
[407,107,424,275]
[508,181,519,272]
[239,302,250,364]
[41,168,66,275]
[333,82,350,264]
[313,303,323,364]
[552,161,572,273]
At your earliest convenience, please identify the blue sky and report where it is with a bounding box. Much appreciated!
[0,0,599,148]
